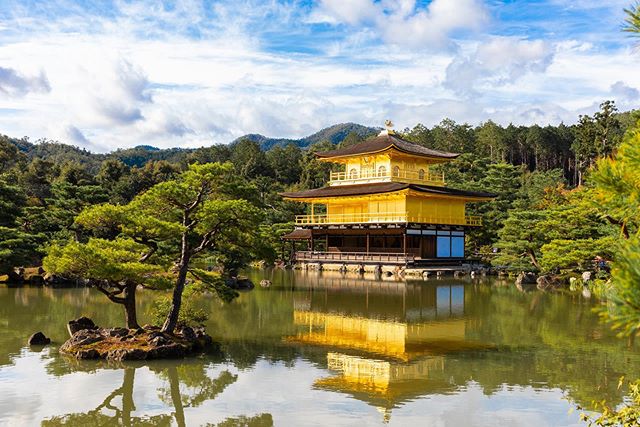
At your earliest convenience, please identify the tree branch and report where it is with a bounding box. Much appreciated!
[603,215,630,239]
[95,282,126,304]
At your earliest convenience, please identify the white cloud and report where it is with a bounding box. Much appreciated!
[0,66,50,96]
[0,0,638,152]
[314,0,489,49]
[610,81,640,101]
[444,37,555,96]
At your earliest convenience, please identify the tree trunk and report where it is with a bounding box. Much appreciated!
[162,232,190,334]
[528,249,541,270]
[123,282,139,329]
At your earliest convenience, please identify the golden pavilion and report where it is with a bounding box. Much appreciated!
[281,121,494,266]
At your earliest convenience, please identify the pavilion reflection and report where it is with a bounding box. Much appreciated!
[286,276,487,421]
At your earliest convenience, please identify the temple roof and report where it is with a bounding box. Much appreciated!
[280,182,495,200]
[281,228,312,240]
[315,133,460,160]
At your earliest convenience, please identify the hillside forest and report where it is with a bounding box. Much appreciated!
[0,100,639,281]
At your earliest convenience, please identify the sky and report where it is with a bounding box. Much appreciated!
[0,0,638,152]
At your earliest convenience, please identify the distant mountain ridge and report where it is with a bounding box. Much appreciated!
[233,122,379,150]
[2,122,379,171]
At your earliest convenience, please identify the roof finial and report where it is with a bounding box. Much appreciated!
[380,119,395,136]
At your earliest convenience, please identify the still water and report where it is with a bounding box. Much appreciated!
[0,270,638,426]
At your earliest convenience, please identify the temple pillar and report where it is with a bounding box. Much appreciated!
[403,232,407,255]
[366,232,370,254]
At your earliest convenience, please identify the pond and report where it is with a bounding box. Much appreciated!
[0,269,638,426]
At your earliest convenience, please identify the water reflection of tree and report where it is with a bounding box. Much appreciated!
[155,364,238,410]
[42,367,173,426]
[41,362,270,427]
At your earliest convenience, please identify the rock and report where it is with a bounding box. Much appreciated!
[148,343,188,359]
[536,275,563,291]
[143,324,161,331]
[180,326,197,341]
[37,266,45,275]
[515,272,538,292]
[7,269,24,283]
[150,336,170,347]
[259,279,272,288]
[108,328,129,338]
[515,272,537,285]
[29,274,45,285]
[59,325,214,361]
[28,332,51,346]
[43,273,59,285]
[582,271,592,284]
[148,331,163,339]
[76,334,104,347]
[108,348,148,361]
[67,317,97,337]
[77,349,100,359]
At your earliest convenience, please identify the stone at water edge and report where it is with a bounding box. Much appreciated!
[59,325,216,361]
[67,316,97,337]
[28,332,51,346]
[536,275,563,291]
[581,271,592,284]
[515,272,537,286]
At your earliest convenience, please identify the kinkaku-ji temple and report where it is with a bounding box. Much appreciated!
[281,121,495,269]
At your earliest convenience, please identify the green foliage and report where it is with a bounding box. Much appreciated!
[623,2,640,36]
[43,238,163,284]
[265,144,302,185]
[0,227,40,275]
[591,122,640,338]
[492,210,549,270]
[468,162,523,248]
[231,139,273,179]
[298,140,337,189]
[149,270,237,327]
[579,378,640,426]
[540,237,618,272]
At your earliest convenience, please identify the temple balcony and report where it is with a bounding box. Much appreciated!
[329,169,445,187]
[294,212,482,227]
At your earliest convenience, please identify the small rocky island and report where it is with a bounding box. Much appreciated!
[60,317,215,361]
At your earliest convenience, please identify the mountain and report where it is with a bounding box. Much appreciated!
[2,122,379,171]
[233,122,379,150]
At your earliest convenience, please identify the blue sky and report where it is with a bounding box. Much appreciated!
[0,0,638,151]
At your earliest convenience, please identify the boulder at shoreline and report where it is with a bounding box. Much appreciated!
[60,318,214,361]
[28,331,51,346]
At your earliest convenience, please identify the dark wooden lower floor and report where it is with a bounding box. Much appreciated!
[282,224,467,263]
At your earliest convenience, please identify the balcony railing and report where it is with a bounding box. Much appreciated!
[294,212,482,226]
[294,251,415,264]
[329,169,445,186]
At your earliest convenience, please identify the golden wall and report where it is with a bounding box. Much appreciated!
[321,193,466,224]
[342,153,434,179]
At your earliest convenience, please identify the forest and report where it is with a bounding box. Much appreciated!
[1,100,638,281]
